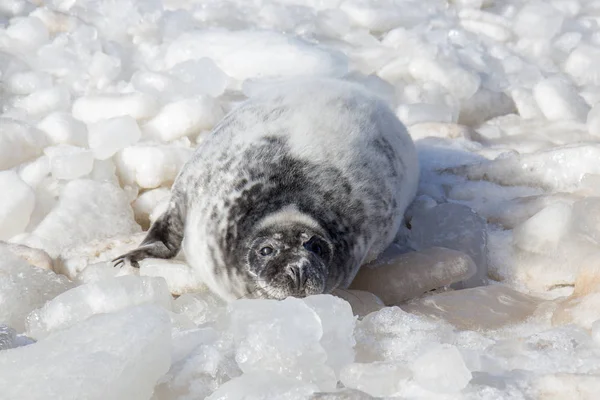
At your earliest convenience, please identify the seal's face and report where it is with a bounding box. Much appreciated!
[246,225,332,299]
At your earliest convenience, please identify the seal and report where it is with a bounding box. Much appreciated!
[114,78,419,301]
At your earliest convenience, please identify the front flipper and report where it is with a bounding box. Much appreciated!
[113,200,185,268]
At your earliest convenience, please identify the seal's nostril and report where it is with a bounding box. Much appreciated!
[287,265,304,290]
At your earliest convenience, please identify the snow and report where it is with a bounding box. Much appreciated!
[2,0,600,398]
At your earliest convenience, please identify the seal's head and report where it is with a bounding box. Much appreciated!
[246,222,332,299]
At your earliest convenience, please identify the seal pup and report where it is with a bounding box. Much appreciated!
[114,78,419,301]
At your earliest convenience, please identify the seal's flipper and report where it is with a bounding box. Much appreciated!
[113,201,184,268]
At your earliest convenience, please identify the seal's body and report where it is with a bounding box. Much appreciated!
[115,79,419,301]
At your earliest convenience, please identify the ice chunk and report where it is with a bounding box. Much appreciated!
[168,58,229,97]
[226,298,336,390]
[72,93,159,124]
[5,71,52,95]
[88,116,142,160]
[6,16,49,48]
[37,111,88,147]
[534,373,600,400]
[43,144,94,180]
[0,171,35,240]
[350,246,476,304]
[165,30,348,81]
[56,233,146,279]
[512,241,597,293]
[340,1,432,31]
[587,104,600,137]
[132,187,170,229]
[88,51,122,88]
[459,10,512,42]
[315,9,351,37]
[565,44,600,86]
[0,247,73,332]
[143,97,224,142]
[13,86,71,116]
[510,88,544,119]
[340,362,411,397]
[75,261,136,284]
[411,344,472,393]
[332,289,384,317]
[513,2,564,39]
[0,325,17,351]
[451,144,600,192]
[486,325,597,380]
[396,103,454,126]
[310,389,375,400]
[0,305,171,400]
[458,88,516,127]
[15,155,50,190]
[408,123,473,141]
[24,180,140,257]
[552,253,600,329]
[409,57,480,100]
[354,306,455,363]
[513,203,572,254]
[593,320,600,345]
[483,193,575,230]
[131,71,179,98]
[3,242,53,271]
[572,198,600,244]
[139,259,204,296]
[403,284,542,330]
[29,6,78,33]
[410,203,488,288]
[533,77,590,121]
[578,174,600,197]
[173,291,225,327]
[26,275,172,339]
[206,371,318,400]
[153,328,233,399]
[88,158,119,183]
[115,143,194,189]
[0,119,49,170]
[303,295,355,375]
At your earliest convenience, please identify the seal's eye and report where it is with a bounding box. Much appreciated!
[259,246,274,256]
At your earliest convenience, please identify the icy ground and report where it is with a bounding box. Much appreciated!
[2,0,600,398]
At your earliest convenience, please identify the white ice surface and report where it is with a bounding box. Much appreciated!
[2,0,600,399]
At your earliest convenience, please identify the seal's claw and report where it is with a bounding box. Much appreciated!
[112,253,141,269]
[112,257,124,268]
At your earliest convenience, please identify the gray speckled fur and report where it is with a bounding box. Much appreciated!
[114,79,419,301]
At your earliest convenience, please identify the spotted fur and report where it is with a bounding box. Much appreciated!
[114,78,419,301]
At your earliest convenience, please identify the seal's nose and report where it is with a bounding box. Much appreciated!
[286,264,308,290]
